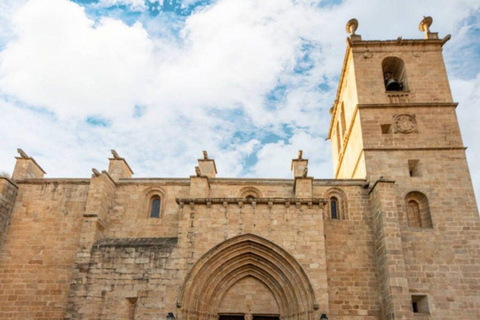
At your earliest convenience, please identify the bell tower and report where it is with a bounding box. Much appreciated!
[329,17,480,320]
[329,16,466,183]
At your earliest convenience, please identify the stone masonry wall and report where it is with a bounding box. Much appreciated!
[69,238,178,320]
[325,186,381,319]
[0,181,89,319]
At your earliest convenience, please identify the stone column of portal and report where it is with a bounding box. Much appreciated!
[66,170,116,320]
[291,151,328,319]
[370,179,412,320]
[0,177,17,249]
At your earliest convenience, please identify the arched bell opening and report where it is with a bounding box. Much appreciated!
[179,234,317,320]
[382,56,408,91]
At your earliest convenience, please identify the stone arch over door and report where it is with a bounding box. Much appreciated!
[179,234,317,320]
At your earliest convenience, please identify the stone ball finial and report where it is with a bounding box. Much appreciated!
[346,18,358,35]
[419,16,433,33]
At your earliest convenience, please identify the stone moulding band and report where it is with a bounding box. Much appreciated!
[176,197,327,207]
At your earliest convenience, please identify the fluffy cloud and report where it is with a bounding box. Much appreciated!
[0,0,152,119]
[0,0,479,200]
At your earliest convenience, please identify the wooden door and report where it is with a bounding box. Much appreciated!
[218,315,245,320]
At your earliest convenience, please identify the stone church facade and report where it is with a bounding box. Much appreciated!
[0,17,479,320]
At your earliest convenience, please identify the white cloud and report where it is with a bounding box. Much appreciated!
[0,0,152,119]
[96,0,148,11]
[250,131,332,179]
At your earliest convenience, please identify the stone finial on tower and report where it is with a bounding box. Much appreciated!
[419,16,438,39]
[291,150,308,178]
[11,149,46,180]
[346,18,361,41]
[107,149,133,181]
[197,150,217,178]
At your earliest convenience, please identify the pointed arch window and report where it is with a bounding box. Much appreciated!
[150,196,161,218]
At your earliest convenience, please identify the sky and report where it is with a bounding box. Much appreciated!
[0,0,479,198]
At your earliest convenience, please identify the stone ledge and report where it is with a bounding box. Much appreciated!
[176,197,327,207]
[358,102,458,109]
[94,237,178,248]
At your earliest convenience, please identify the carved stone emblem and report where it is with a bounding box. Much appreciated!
[393,114,417,133]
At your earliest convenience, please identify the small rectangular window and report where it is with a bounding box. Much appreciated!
[381,124,391,134]
[411,295,429,314]
[408,159,421,177]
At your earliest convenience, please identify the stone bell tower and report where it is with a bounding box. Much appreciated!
[329,16,463,182]
[329,17,480,320]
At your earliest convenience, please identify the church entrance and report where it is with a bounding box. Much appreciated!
[218,315,280,320]
[252,315,280,320]
[218,315,245,320]
[179,234,317,320]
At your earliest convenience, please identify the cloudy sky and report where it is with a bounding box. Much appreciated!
[0,0,479,195]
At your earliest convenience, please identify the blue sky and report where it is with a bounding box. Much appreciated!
[0,0,479,199]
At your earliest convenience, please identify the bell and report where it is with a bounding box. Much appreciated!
[385,78,403,91]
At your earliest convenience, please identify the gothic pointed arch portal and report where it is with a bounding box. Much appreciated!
[179,234,318,320]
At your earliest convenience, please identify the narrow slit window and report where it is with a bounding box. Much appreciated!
[127,298,138,320]
[331,197,338,220]
[408,159,420,177]
[336,123,342,154]
[150,196,161,218]
[340,102,347,136]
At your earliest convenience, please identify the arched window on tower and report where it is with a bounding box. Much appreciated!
[330,197,339,220]
[150,195,161,218]
[382,57,408,91]
[405,191,432,228]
